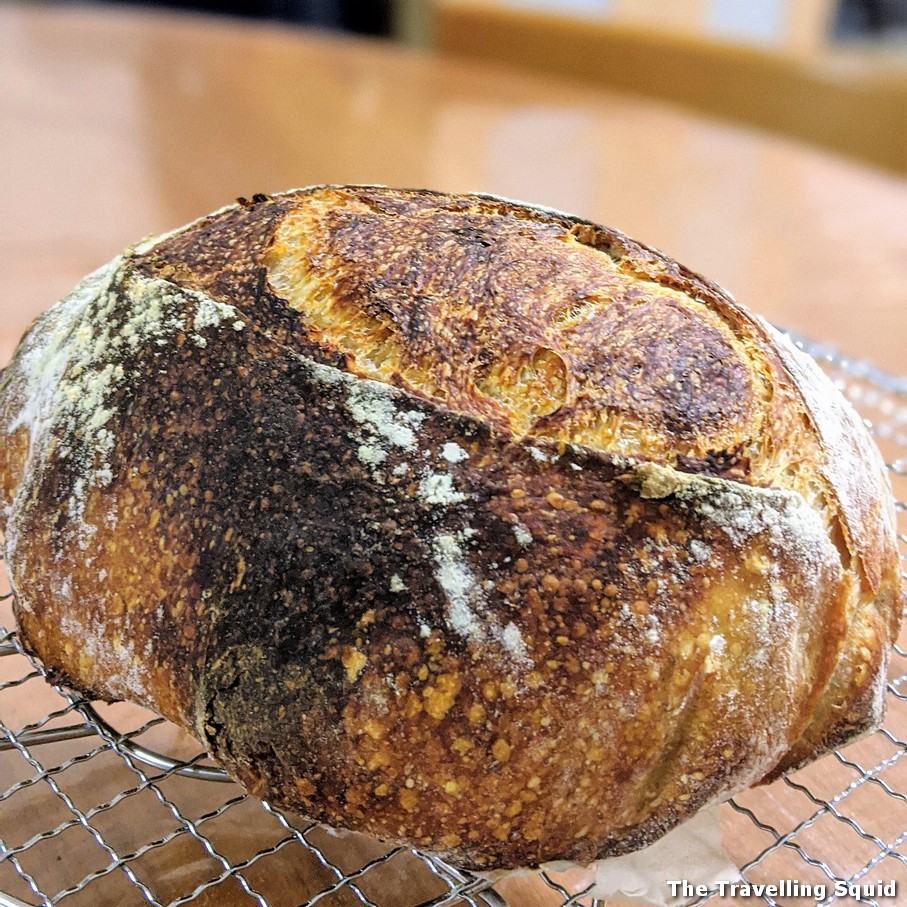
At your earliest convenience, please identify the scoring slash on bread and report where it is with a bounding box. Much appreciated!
[0,186,901,871]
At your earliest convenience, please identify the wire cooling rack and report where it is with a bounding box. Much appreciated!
[1,333,906,907]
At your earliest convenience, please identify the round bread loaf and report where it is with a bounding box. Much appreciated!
[0,187,900,869]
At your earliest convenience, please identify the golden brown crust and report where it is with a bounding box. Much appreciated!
[0,187,900,869]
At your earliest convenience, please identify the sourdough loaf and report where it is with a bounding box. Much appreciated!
[0,186,900,869]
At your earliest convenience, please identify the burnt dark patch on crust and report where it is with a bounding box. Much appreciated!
[676,445,751,481]
[138,199,291,298]
[136,198,305,344]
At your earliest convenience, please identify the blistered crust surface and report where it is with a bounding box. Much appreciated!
[266,192,765,455]
[0,187,900,869]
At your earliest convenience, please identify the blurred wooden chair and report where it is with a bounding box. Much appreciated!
[434,0,907,173]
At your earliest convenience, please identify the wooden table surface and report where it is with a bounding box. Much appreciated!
[1,5,906,907]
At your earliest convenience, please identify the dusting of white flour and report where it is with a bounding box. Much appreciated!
[8,254,244,502]
[431,531,530,666]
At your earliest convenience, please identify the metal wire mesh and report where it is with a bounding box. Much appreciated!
[0,332,905,907]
